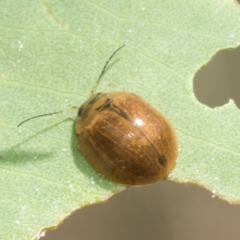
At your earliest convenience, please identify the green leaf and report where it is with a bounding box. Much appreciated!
[1,0,240,239]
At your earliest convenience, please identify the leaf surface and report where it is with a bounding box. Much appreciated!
[1,1,240,239]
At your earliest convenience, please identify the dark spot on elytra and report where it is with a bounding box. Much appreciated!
[157,155,167,167]
[111,104,130,121]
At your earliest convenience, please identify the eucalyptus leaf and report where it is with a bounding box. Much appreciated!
[1,0,240,239]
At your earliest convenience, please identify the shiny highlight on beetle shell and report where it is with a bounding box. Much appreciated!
[76,92,178,185]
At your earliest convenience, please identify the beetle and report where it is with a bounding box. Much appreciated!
[76,91,178,185]
[18,45,178,185]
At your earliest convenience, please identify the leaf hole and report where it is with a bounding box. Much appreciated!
[193,47,240,109]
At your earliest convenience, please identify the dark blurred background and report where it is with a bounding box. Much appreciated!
[43,47,240,240]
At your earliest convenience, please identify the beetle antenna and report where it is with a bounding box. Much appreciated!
[18,45,125,127]
[17,107,78,127]
[92,44,125,94]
